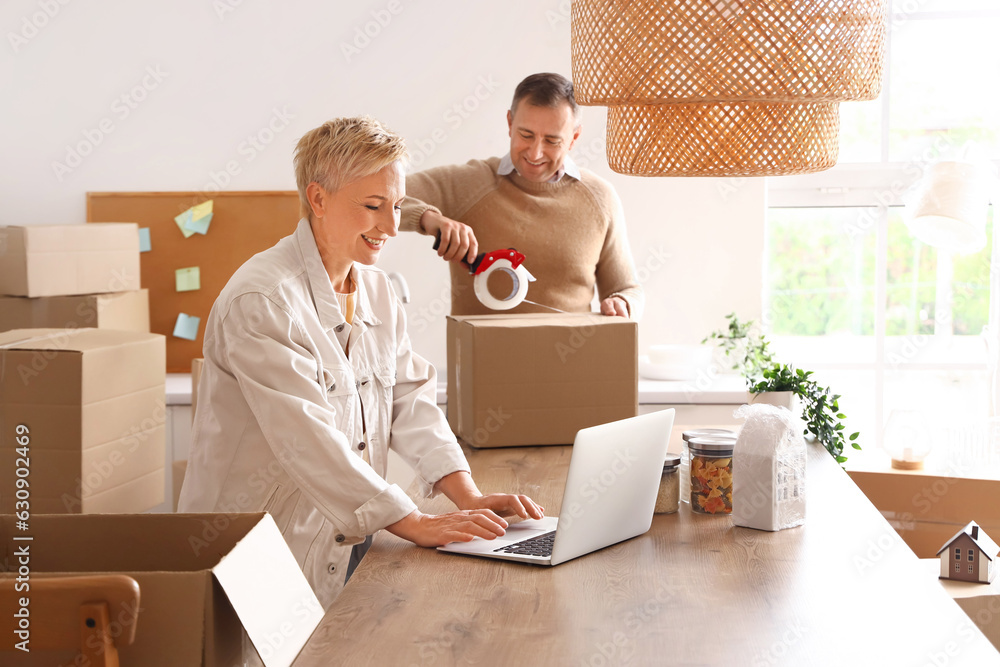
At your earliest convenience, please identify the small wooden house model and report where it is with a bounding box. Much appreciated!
[936,521,999,584]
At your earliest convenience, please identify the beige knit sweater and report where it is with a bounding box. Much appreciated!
[401,157,644,318]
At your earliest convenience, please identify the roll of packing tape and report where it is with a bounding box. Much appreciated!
[474,259,533,310]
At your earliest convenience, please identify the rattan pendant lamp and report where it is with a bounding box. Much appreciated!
[571,0,890,176]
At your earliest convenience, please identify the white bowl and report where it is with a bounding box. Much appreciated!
[640,345,713,381]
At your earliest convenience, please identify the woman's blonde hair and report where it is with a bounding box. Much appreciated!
[293,116,408,218]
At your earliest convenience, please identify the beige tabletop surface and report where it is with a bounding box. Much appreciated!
[293,431,999,666]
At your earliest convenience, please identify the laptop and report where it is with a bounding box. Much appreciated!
[437,409,675,566]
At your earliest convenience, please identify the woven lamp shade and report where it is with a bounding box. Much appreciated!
[572,0,889,104]
[607,101,840,177]
[571,0,888,176]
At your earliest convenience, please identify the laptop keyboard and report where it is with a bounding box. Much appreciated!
[494,530,556,557]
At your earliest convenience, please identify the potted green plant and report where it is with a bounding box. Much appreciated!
[704,313,861,464]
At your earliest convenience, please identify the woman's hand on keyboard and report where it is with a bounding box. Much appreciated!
[385,508,509,547]
[461,493,545,521]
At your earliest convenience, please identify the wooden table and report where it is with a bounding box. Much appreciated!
[293,436,1000,666]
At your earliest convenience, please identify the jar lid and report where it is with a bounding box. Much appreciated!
[662,453,681,471]
[687,436,736,454]
[682,428,737,442]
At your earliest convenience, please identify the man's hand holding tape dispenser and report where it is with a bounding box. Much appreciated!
[401,73,644,319]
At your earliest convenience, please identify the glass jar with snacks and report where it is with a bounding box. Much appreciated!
[654,453,681,514]
[688,436,735,515]
[680,429,736,504]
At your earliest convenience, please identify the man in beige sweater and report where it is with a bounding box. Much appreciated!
[400,72,644,319]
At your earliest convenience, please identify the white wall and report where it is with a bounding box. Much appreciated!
[1,0,764,370]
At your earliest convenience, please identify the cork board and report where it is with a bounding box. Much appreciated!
[87,191,301,372]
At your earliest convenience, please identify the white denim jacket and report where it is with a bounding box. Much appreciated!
[178,218,469,609]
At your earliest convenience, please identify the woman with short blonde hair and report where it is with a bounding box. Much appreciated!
[180,116,543,610]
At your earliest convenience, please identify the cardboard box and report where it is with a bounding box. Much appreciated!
[447,313,638,447]
[0,513,324,666]
[849,467,1000,558]
[920,558,1000,651]
[0,289,150,333]
[0,223,141,297]
[0,328,166,514]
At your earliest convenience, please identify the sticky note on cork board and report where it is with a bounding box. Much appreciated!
[175,266,201,292]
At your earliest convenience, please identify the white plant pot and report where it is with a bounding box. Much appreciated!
[748,390,801,416]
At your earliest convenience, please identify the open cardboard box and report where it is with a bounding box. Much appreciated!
[447,313,638,447]
[849,467,1000,558]
[0,513,323,666]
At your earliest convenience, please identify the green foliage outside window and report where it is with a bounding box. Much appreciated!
[766,207,992,338]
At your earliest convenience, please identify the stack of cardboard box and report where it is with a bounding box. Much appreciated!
[0,223,149,333]
[0,223,166,514]
[0,225,322,667]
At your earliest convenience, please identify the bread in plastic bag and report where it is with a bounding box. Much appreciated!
[732,402,806,531]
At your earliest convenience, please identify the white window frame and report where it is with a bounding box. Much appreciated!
[764,4,1000,455]
[767,165,998,451]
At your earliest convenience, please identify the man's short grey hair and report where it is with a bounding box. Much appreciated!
[510,72,582,124]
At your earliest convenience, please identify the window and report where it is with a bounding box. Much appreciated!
[955,547,962,560]
[970,564,975,573]
[956,563,961,572]
[765,3,1000,465]
[969,549,975,562]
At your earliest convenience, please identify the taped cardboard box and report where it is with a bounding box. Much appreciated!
[0,289,150,334]
[0,328,166,514]
[447,313,638,447]
[0,223,141,297]
[848,467,1000,558]
[0,513,324,667]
